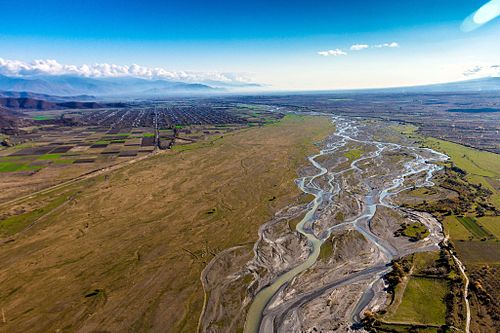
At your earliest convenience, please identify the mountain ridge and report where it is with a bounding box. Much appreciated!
[0,74,217,97]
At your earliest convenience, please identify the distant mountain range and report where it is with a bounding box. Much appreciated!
[0,74,221,97]
[0,90,95,102]
[0,74,498,98]
[355,77,500,94]
[400,77,500,93]
[0,97,125,111]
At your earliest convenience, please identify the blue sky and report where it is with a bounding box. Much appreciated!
[0,0,499,90]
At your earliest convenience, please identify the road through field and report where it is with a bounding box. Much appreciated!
[243,116,460,332]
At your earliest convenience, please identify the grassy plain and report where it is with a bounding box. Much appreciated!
[421,135,499,331]
[0,188,79,236]
[456,216,493,239]
[454,242,500,264]
[0,161,41,172]
[343,148,363,161]
[374,250,460,332]
[0,115,333,332]
[385,277,447,326]
[424,137,500,208]
[477,216,500,239]
[424,138,499,178]
[443,215,473,240]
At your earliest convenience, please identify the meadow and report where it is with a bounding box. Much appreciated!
[385,276,447,326]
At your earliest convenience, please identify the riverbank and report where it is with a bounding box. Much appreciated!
[232,116,449,332]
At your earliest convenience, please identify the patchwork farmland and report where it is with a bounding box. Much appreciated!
[0,104,282,202]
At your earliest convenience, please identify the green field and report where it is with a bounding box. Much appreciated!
[424,137,500,208]
[319,234,334,261]
[37,153,62,160]
[443,215,473,240]
[374,322,439,333]
[385,277,447,326]
[456,216,493,239]
[401,222,429,239]
[343,148,363,161]
[412,251,440,273]
[0,162,41,172]
[425,138,500,178]
[476,216,500,238]
[32,115,54,121]
[391,124,419,136]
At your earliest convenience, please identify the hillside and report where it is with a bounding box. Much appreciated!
[0,97,125,110]
[0,74,216,97]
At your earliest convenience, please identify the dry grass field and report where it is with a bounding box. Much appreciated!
[0,115,332,332]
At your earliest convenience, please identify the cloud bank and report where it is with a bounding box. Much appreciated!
[0,57,253,84]
[318,42,399,57]
[463,64,500,77]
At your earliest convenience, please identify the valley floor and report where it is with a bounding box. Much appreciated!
[1,112,498,333]
[0,115,332,332]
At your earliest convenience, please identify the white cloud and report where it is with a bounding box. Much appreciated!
[317,49,347,57]
[373,42,399,48]
[318,42,399,57]
[0,57,253,84]
[463,64,500,77]
[350,44,369,51]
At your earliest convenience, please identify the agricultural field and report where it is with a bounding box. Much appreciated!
[443,215,474,241]
[423,138,499,248]
[477,216,500,238]
[416,137,499,332]
[384,277,448,326]
[0,125,157,203]
[369,251,464,332]
[454,242,500,264]
[0,104,282,203]
[424,137,500,207]
[378,123,499,332]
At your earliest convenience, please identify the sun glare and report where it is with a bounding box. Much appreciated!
[462,0,500,31]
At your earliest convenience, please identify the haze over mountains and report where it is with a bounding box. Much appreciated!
[0,97,125,111]
[0,73,498,99]
[308,77,500,94]
[0,74,220,97]
[372,76,500,93]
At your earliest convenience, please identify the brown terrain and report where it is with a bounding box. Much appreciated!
[0,115,332,332]
[0,93,498,333]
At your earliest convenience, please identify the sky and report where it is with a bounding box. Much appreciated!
[0,0,499,90]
